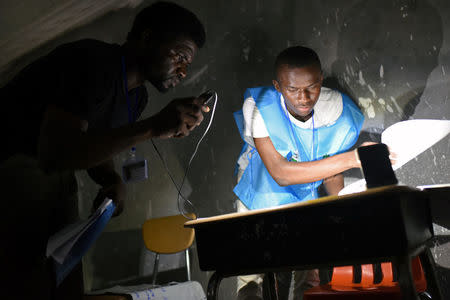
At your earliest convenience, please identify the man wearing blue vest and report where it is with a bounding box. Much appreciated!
[233,46,365,299]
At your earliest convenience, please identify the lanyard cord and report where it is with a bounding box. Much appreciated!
[281,99,315,161]
[311,113,317,198]
[311,112,316,161]
[121,56,139,125]
[281,98,317,198]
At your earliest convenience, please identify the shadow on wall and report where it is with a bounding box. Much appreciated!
[331,0,442,134]
[328,3,450,297]
[327,0,443,181]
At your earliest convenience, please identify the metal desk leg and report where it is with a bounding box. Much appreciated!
[207,272,223,300]
[419,248,443,300]
[396,255,420,300]
[263,272,279,300]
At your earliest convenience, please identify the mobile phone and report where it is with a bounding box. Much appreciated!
[357,143,398,188]
[198,89,216,105]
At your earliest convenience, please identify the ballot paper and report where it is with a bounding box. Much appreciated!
[46,198,115,285]
[339,119,450,195]
[87,281,206,300]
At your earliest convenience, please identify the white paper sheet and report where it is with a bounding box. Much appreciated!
[87,281,206,300]
[46,198,112,264]
[339,119,450,195]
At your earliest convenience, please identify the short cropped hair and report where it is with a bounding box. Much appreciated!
[127,1,206,48]
[274,46,322,78]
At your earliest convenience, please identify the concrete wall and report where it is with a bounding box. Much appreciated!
[0,0,143,80]
[1,0,449,298]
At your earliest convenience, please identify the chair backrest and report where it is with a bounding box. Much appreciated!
[360,264,374,287]
[330,266,354,285]
[379,262,394,285]
[330,257,426,290]
[330,264,374,287]
[378,257,426,290]
[142,214,195,254]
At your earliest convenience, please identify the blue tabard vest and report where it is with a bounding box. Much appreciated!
[233,86,364,210]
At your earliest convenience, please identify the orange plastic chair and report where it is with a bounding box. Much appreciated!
[303,257,427,300]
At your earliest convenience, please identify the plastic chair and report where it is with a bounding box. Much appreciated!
[142,213,196,285]
[84,214,199,300]
[303,257,427,300]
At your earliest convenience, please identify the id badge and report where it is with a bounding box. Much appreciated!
[122,148,148,183]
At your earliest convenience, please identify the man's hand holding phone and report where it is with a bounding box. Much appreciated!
[148,90,216,139]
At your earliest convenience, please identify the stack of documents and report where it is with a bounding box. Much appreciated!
[46,198,115,285]
[88,281,206,300]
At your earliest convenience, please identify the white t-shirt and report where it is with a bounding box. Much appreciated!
[237,87,343,175]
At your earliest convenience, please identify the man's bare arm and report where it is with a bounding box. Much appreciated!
[86,159,121,187]
[254,137,359,186]
[87,159,126,216]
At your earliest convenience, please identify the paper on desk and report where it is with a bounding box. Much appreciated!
[339,119,450,196]
[46,198,112,264]
[87,281,206,300]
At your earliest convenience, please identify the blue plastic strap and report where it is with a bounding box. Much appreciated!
[281,99,317,198]
[121,56,139,124]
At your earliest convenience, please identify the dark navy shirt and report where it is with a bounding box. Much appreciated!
[0,39,148,161]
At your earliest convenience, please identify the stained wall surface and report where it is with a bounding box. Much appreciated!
[0,0,449,298]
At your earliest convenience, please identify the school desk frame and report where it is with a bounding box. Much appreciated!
[185,185,444,300]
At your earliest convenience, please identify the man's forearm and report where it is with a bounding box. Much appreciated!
[38,107,158,171]
[254,137,359,187]
[87,159,127,216]
[269,151,357,186]
[39,97,208,172]
[67,117,157,169]
[87,159,121,186]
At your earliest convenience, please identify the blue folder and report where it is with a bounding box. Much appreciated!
[53,201,116,286]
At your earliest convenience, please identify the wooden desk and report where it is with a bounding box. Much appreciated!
[185,185,444,300]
